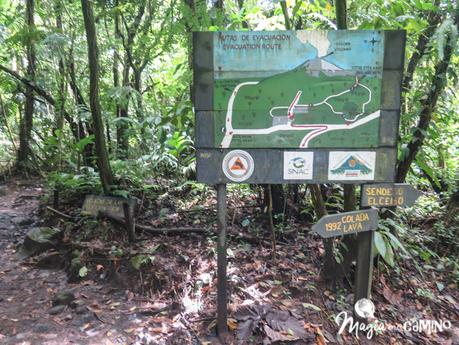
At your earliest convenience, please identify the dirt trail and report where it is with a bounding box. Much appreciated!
[0,180,158,345]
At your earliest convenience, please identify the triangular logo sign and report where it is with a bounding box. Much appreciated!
[230,157,245,171]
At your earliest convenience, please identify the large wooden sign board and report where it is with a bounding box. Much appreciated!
[193,30,406,184]
[192,29,407,337]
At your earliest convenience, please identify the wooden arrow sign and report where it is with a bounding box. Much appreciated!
[312,209,379,238]
[361,183,423,207]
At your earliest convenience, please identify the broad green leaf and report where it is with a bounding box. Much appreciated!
[416,158,441,190]
[385,218,407,235]
[383,230,409,256]
[374,232,386,258]
[75,135,95,153]
[383,242,395,267]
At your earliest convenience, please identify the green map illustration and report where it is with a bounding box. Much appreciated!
[212,30,384,148]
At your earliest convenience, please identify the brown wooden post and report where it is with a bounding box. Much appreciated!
[216,183,228,336]
[123,202,135,243]
[355,186,374,305]
[355,230,374,302]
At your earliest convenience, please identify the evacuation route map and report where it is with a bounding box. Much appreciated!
[213,30,384,148]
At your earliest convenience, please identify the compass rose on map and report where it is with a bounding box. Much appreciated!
[364,36,380,52]
[222,150,254,182]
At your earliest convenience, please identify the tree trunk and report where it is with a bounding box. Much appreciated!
[117,55,130,158]
[114,0,129,159]
[309,184,336,282]
[133,67,147,152]
[111,0,121,156]
[400,3,441,113]
[280,1,291,30]
[67,50,94,165]
[335,0,358,284]
[335,0,347,29]
[116,1,146,159]
[17,0,36,172]
[396,14,458,183]
[236,0,249,28]
[55,0,66,171]
[81,0,114,194]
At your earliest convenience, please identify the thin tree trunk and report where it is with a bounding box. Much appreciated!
[267,185,276,260]
[304,0,350,283]
[336,0,354,214]
[236,0,249,28]
[67,44,94,166]
[401,4,441,113]
[17,0,36,172]
[55,1,66,171]
[184,0,196,101]
[81,0,114,194]
[396,14,458,183]
[335,0,347,29]
[114,0,129,158]
[117,55,130,158]
[116,1,146,158]
[112,0,120,155]
[133,67,147,152]
[335,0,358,283]
[280,1,291,30]
[309,184,335,281]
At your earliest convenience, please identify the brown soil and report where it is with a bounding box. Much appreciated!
[0,179,457,345]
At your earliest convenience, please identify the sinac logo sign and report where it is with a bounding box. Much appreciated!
[291,157,306,169]
[283,152,313,180]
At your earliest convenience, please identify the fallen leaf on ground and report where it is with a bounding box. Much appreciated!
[316,327,327,345]
[264,324,298,342]
[227,318,238,331]
[303,303,321,312]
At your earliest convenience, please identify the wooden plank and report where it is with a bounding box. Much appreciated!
[196,148,397,184]
[361,183,423,207]
[311,209,378,238]
[383,30,406,71]
[82,195,136,218]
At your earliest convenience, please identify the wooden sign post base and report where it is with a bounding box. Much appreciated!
[216,183,228,337]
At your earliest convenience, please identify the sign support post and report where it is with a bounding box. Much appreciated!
[216,183,228,336]
[123,201,136,243]
[355,229,374,303]
[355,183,422,304]
[355,184,375,306]
[310,207,378,304]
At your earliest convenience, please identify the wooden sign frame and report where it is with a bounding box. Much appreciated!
[193,30,406,184]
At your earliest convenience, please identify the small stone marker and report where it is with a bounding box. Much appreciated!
[82,195,135,218]
[361,183,422,207]
[312,209,379,238]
